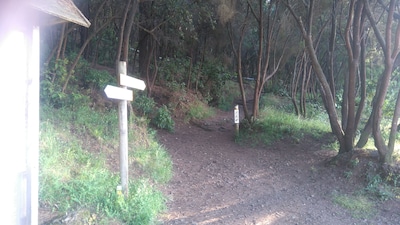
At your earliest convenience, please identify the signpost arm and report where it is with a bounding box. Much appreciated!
[118,61,129,196]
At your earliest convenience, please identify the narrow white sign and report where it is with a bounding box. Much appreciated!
[120,74,146,90]
[234,105,239,124]
[104,85,133,101]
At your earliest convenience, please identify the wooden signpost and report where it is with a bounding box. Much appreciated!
[104,61,146,196]
[234,105,239,135]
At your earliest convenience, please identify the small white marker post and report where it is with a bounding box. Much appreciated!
[234,105,239,135]
[104,61,146,197]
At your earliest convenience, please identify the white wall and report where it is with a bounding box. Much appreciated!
[0,26,39,225]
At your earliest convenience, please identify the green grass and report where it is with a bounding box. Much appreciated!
[236,105,331,145]
[40,105,172,224]
[333,193,375,219]
[185,100,215,122]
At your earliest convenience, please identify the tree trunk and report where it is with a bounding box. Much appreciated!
[138,0,153,79]
[250,0,287,120]
[328,0,337,102]
[227,6,251,120]
[343,0,364,153]
[365,0,400,164]
[62,0,112,93]
[354,31,367,133]
[115,0,132,73]
[285,1,346,152]
[291,53,302,116]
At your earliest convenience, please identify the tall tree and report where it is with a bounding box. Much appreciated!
[227,0,289,121]
[284,0,347,153]
[342,0,366,153]
[249,0,288,119]
[364,0,400,164]
[227,0,252,119]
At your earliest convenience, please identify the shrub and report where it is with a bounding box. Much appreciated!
[82,68,115,90]
[185,100,215,122]
[151,105,175,132]
[133,94,156,117]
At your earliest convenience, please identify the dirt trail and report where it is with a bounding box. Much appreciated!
[157,110,400,225]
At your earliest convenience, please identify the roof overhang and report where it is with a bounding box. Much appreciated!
[30,0,91,28]
[0,0,90,29]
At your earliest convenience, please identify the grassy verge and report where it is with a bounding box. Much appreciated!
[40,105,172,224]
[236,95,331,146]
[332,192,375,219]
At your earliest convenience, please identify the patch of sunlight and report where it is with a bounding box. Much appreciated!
[199,202,240,214]
[255,211,286,225]
[198,216,226,225]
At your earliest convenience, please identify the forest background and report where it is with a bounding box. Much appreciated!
[39,0,400,224]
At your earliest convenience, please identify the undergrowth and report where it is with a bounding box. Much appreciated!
[235,95,331,146]
[40,105,172,224]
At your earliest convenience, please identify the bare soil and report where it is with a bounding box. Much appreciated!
[157,109,400,225]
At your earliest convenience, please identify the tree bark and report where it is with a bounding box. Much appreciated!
[343,0,364,153]
[285,0,346,152]
[227,5,251,120]
[365,0,400,164]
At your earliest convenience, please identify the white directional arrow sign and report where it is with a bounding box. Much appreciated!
[120,74,146,90]
[104,85,133,101]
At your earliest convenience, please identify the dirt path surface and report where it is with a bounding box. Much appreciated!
[157,110,400,225]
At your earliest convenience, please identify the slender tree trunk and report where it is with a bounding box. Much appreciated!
[285,0,346,152]
[227,5,251,120]
[387,90,400,164]
[343,0,364,153]
[291,54,301,116]
[365,0,400,164]
[122,1,138,62]
[250,0,286,120]
[52,23,66,81]
[354,31,367,132]
[62,0,111,93]
[328,0,337,102]
[115,0,132,73]
[138,0,153,79]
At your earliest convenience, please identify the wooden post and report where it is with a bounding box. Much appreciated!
[118,61,129,196]
[234,105,239,135]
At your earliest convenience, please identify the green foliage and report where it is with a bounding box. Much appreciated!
[264,79,290,97]
[40,106,172,224]
[41,104,119,142]
[185,100,215,122]
[151,105,175,132]
[158,57,192,86]
[104,179,166,224]
[40,77,67,108]
[365,174,394,201]
[40,55,114,109]
[238,106,331,145]
[236,94,331,145]
[157,57,233,106]
[133,94,156,117]
[41,58,70,107]
[199,60,234,105]
[218,80,241,111]
[364,162,395,201]
[82,68,115,90]
[133,144,173,184]
[133,95,176,132]
[332,192,375,219]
